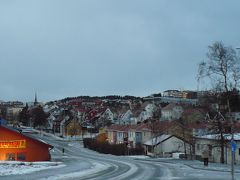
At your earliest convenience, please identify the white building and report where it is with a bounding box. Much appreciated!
[161,104,184,121]
[195,134,240,164]
[143,134,191,157]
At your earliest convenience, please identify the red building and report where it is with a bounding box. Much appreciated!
[0,123,53,162]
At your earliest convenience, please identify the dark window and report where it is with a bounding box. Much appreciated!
[239,148,240,155]
[17,153,26,161]
[197,144,200,150]
[6,153,15,161]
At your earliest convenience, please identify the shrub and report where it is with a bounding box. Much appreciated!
[83,138,128,155]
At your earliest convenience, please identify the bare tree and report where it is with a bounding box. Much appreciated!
[198,41,240,164]
[198,41,239,92]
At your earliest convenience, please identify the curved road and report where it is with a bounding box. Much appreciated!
[2,132,235,180]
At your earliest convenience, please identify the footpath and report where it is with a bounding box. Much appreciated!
[132,156,240,173]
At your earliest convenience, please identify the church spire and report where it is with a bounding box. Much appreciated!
[34,92,38,106]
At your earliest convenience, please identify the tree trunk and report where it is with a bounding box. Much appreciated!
[220,132,225,164]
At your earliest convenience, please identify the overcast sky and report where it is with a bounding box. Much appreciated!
[1,0,240,102]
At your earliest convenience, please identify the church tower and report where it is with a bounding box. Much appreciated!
[34,92,38,106]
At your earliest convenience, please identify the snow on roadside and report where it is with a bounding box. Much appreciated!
[39,162,111,180]
[128,155,150,159]
[0,161,65,176]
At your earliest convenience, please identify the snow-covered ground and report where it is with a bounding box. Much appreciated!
[40,162,110,180]
[3,128,240,179]
[0,161,64,176]
[131,156,240,173]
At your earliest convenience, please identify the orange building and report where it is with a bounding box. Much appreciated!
[0,124,53,162]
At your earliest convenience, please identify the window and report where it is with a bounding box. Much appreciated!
[17,153,26,161]
[239,148,240,155]
[197,144,200,150]
[6,153,15,161]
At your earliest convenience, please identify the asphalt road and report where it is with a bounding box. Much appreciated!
[1,132,235,180]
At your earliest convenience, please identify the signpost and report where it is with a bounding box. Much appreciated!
[231,140,237,180]
[231,140,237,152]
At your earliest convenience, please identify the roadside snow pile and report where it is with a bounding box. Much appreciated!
[0,161,65,176]
[41,162,110,180]
[128,155,150,159]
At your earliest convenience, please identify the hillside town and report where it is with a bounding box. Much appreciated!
[1,89,240,165]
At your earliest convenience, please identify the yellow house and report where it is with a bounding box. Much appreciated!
[64,119,83,137]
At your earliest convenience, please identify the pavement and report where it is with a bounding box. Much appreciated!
[132,157,240,173]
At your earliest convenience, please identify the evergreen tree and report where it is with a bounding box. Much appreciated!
[18,104,29,126]
[30,106,48,128]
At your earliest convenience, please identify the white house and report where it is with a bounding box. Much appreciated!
[138,103,157,122]
[101,108,114,123]
[160,103,184,121]
[127,124,152,148]
[143,134,191,157]
[120,110,134,125]
[195,134,240,164]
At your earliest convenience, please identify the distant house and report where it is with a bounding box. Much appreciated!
[94,108,114,128]
[116,126,128,144]
[163,90,197,99]
[64,118,84,139]
[226,112,240,122]
[106,120,200,153]
[163,90,181,98]
[181,108,205,124]
[6,107,23,123]
[85,109,98,122]
[73,108,86,122]
[127,125,137,147]
[120,110,134,125]
[127,123,153,148]
[160,103,184,121]
[52,112,70,136]
[106,124,124,144]
[138,103,157,122]
[143,134,191,157]
[0,123,53,162]
[101,108,114,123]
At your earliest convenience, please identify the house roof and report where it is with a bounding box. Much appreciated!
[106,124,128,132]
[196,133,240,141]
[135,123,152,131]
[143,134,172,146]
[161,103,179,111]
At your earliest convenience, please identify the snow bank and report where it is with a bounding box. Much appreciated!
[128,155,150,159]
[40,162,110,180]
[0,161,65,176]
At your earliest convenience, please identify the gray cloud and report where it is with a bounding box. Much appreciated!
[1,0,240,102]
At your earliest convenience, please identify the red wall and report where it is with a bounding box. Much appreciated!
[0,126,52,162]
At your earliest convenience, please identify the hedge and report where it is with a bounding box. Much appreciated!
[83,138,144,156]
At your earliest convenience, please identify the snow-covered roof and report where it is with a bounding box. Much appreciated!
[196,133,240,141]
[143,134,172,146]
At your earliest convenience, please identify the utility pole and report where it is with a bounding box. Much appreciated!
[230,113,236,180]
